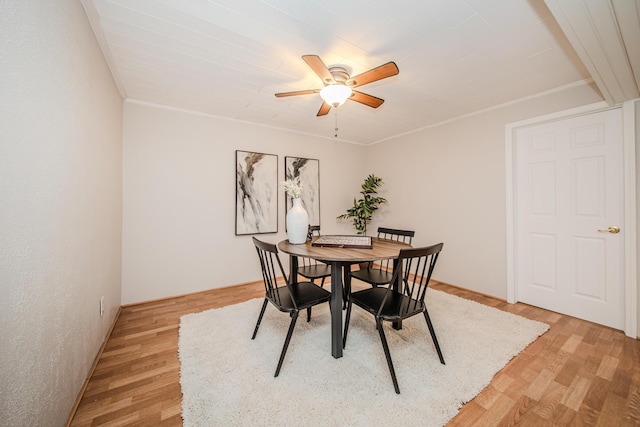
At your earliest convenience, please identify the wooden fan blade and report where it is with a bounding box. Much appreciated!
[275,89,319,97]
[317,102,331,116]
[302,55,335,84]
[350,91,384,108]
[346,62,399,88]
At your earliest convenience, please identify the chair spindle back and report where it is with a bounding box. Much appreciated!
[252,237,294,309]
[374,227,416,273]
[380,243,443,318]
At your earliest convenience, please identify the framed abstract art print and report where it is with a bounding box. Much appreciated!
[235,150,278,235]
[284,156,320,228]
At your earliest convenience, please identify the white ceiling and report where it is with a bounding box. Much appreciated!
[81,0,640,144]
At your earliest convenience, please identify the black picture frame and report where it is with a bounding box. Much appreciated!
[285,156,320,228]
[235,150,278,235]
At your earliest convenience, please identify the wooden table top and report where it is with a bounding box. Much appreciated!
[278,236,411,263]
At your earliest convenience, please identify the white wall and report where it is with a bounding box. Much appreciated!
[0,2,123,425]
[367,82,606,299]
[122,101,366,304]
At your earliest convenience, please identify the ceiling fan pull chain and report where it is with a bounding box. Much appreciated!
[334,108,339,138]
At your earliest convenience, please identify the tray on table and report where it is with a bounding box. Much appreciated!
[311,235,373,249]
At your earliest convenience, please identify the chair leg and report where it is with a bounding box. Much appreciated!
[320,276,326,288]
[342,273,351,310]
[252,298,268,339]
[423,309,445,364]
[275,310,299,377]
[306,307,311,322]
[342,299,353,349]
[376,319,400,394]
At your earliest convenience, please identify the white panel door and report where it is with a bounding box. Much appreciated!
[515,108,624,329]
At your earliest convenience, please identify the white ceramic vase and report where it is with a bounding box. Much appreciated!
[286,198,309,244]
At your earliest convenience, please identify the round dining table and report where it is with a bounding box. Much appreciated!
[278,236,411,358]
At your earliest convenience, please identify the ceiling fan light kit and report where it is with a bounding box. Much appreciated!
[320,84,353,107]
[275,55,399,117]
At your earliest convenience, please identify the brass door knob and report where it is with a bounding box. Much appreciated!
[597,226,620,234]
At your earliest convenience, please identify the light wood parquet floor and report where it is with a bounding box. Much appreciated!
[68,280,640,426]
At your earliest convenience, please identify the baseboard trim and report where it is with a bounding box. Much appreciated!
[430,279,509,303]
[121,280,264,308]
[65,305,123,427]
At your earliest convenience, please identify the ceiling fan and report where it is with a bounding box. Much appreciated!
[275,55,399,116]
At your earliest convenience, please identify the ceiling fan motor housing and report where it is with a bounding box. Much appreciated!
[327,66,350,85]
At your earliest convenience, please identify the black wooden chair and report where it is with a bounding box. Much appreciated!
[297,225,331,288]
[350,227,415,288]
[251,237,331,377]
[343,243,445,393]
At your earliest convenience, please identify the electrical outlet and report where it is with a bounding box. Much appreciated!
[100,296,104,317]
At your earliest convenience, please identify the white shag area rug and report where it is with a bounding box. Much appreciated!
[178,289,549,426]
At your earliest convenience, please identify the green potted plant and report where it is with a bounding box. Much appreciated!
[337,174,387,235]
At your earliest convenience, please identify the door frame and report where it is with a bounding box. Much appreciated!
[505,101,637,338]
